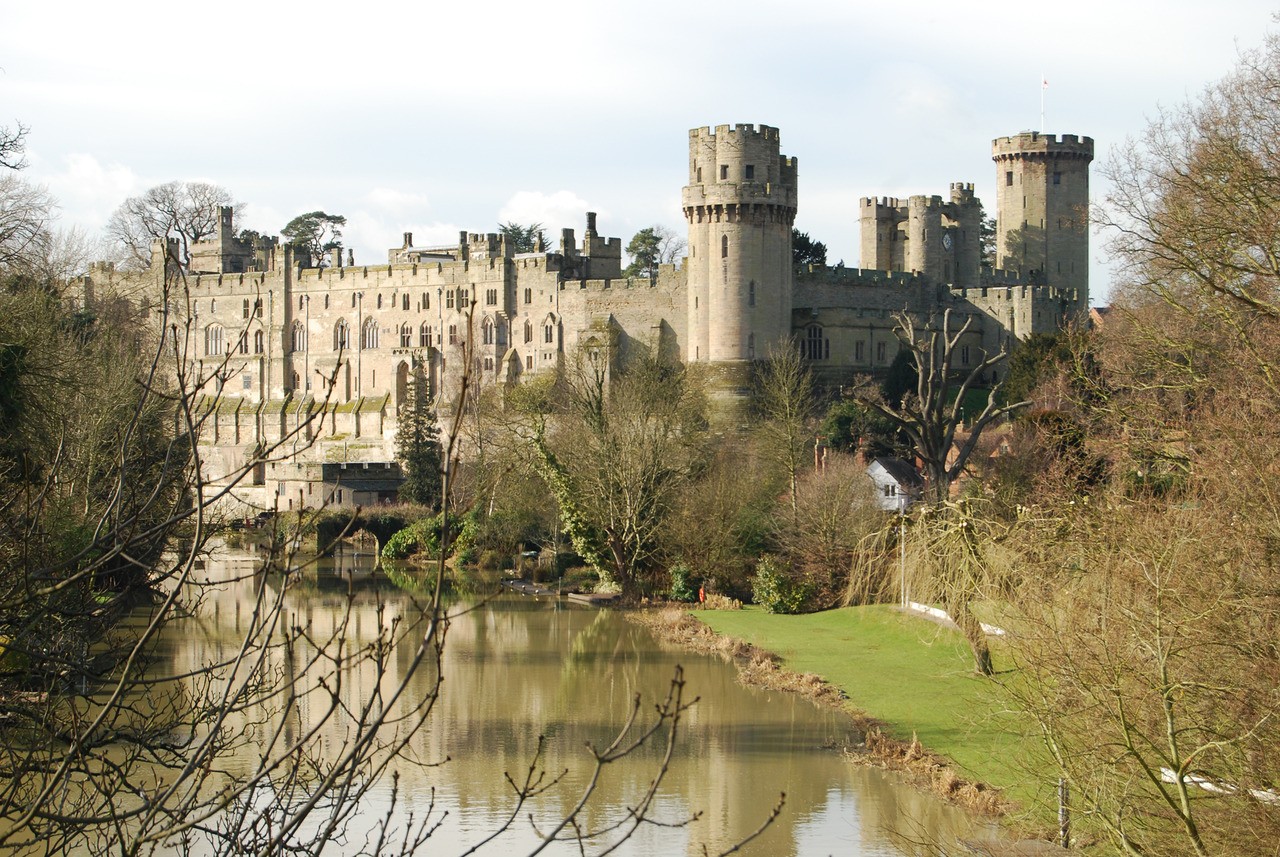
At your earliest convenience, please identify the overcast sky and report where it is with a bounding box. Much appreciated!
[3,1,1276,305]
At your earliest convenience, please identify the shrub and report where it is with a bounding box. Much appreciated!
[750,556,812,614]
[476,549,507,571]
[668,564,697,602]
[700,593,742,610]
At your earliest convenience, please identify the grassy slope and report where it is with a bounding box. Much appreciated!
[696,605,1040,804]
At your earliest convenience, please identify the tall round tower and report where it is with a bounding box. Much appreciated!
[682,124,797,371]
[991,132,1093,315]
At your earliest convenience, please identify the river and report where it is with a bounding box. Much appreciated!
[148,541,995,856]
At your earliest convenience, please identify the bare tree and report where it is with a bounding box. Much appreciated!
[107,181,240,270]
[755,340,815,519]
[857,309,1027,503]
[0,173,55,273]
[0,121,27,171]
[774,453,883,607]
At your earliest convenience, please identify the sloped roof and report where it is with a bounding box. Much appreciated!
[871,456,924,489]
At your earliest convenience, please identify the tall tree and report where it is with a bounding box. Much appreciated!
[0,174,54,273]
[281,210,346,268]
[396,364,443,508]
[624,226,685,281]
[107,181,240,270]
[853,310,1028,675]
[498,221,546,253]
[791,229,827,267]
[979,212,997,272]
[522,349,708,597]
[754,341,815,518]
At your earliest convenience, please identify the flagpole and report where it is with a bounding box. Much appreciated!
[1040,73,1047,133]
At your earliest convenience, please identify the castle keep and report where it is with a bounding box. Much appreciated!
[78,124,1092,510]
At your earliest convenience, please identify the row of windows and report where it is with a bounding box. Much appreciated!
[213,317,561,356]
[1005,170,1064,186]
[695,164,757,183]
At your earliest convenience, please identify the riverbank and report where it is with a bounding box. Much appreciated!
[629,605,1032,818]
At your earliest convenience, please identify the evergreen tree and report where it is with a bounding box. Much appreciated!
[791,229,827,267]
[396,366,443,508]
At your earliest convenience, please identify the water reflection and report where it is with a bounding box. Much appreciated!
[159,545,991,856]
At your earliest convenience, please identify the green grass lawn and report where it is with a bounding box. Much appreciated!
[696,604,1045,806]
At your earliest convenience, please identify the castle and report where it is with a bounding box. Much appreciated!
[76,123,1093,510]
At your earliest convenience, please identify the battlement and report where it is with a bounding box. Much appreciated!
[949,182,976,204]
[909,194,945,209]
[687,122,796,193]
[690,123,781,143]
[955,283,1077,303]
[992,131,1094,161]
[862,197,904,210]
[799,265,929,286]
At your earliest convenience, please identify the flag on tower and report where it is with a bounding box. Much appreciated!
[1043,76,1049,90]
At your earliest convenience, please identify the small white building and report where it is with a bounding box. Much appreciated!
[866,457,924,513]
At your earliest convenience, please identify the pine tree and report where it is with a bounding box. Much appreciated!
[396,365,443,508]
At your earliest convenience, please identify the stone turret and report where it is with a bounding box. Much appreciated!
[682,124,797,373]
[992,132,1093,315]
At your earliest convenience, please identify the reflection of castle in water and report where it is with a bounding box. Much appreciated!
[157,546,991,855]
[314,540,381,586]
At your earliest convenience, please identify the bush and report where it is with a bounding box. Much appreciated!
[476,549,508,571]
[668,564,697,602]
[750,556,812,614]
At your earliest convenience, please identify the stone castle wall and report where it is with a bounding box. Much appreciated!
[76,122,1091,510]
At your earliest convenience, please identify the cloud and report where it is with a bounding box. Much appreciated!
[498,190,597,234]
[362,188,432,219]
[35,153,139,230]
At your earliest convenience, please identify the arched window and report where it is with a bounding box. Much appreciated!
[482,318,494,345]
[721,235,728,258]
[377,294,383,309]
[242,298,251,319]
[210,298,217,314]
[253,330,264,354]
[291,371,300,391]
[544,315,556,345]
[361,318,379,350]
[323,294,329,310]
[399,323,412,348]
[237,331,248,354]
[334,319,350,351]
[419,322,432,348]
[205,324,224,356]
[291,321,307,353]
[402,293,409,311]
[524,320,532,343]
[803,324,826,361]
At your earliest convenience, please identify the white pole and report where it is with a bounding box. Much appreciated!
[900,510,907,608]
[1040,73,1047,134]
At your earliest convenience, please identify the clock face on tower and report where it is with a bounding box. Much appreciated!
[942,233,954,251]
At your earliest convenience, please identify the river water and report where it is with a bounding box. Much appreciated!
[153,543,993,856]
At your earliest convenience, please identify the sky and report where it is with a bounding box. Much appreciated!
[3,0,1277,306]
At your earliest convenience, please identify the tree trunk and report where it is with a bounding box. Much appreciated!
[950,598,994,676]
